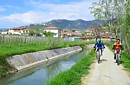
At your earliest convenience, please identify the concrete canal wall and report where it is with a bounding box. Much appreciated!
[7,46,82,71]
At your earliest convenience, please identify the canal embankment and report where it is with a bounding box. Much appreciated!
[0,37,91,77]
[0,45,92,85]
[7,46,82,71]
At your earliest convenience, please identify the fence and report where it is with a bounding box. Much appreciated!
[0,35,64,48]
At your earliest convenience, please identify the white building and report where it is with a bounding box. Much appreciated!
[1,31,8,34]
[43,26,61,37]
[8,28,29,35]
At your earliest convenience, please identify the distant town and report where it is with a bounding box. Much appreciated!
[0,24,114,41]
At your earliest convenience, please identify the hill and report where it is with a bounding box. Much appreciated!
[25,19,103,30]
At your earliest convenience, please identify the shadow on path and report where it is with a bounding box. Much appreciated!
[100,59,107,63]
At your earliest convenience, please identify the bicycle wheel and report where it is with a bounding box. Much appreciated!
[96,51,100,63]
[116,53,120,65]
[98,57,100,63]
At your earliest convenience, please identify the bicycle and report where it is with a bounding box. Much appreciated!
[95,48,101,63]
[115,49,121,65]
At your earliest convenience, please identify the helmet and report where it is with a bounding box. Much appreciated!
[96,36,101,41]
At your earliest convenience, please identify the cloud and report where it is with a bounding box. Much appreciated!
[0,0,96,28]
[0,11,45,28]
[29,0,95,20]
[5,11,44,23]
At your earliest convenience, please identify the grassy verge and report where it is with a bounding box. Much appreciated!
[121,52,130,71]
[106,43,130,71]
[46,50,95,85]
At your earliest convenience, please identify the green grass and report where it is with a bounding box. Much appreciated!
[106,43,130,71]
[121,52,130,71]
[46,50,95,85]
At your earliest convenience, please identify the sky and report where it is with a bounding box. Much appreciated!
[0,0,98,28]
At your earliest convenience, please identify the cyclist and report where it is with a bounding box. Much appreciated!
[94,37,105,56]
[113,39,123,59]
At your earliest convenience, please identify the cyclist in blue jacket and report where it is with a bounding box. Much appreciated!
[94,37,105,56]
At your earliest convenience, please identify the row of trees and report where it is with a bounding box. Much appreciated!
[90,0,130,54]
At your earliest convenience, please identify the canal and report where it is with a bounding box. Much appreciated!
[0,50,88,85]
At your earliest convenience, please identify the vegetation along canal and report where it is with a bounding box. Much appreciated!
[0,49,88,85]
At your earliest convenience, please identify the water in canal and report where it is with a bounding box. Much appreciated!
[0,50,88,85]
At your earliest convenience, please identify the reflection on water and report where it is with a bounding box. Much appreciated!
[0,50,87,85]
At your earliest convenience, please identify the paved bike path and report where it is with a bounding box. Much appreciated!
[82,47,130,85]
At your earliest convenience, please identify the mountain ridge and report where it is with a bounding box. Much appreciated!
[25,19,103,30]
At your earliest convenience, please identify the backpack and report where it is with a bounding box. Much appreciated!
[96,40,103,46]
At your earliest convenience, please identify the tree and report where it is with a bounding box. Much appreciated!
[34,27,42,36]
[34,27,40,32]
[122,0,130,54]
[90,0,130,54]
[29,30,35,36]
[89,0,112,35]
[82,31,86,37]
[43,31,54,37]
[90,22,102,36]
